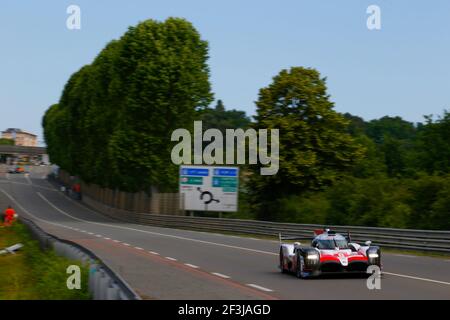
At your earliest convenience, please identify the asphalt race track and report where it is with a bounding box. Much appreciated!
[1,170,449,300]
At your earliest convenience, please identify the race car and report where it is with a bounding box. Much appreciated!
[8,166,25,174]
[279,229,381,278]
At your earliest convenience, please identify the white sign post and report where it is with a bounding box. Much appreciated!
[179,165,239,212]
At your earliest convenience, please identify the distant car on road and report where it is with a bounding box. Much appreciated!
[279,229,382,278]
[8,166,26,174]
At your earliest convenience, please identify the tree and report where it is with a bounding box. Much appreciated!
[43,17,213,192]
[249,67,365,220]
[198,99,252,133]
[365,116,416,144]
[414,111,450,174]
[0,138,14,145]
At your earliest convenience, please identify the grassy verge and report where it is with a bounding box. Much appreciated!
[0,222,91,300]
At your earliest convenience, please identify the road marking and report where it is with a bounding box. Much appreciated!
[383,272,450,286]
[165,257,177,261]
[36,192,277,256]
[25,174,32,185]
[0,179,58,191]
[185,263,199,269]
[149,251,160,255]
[393,254,415,258]
[246,284,273,292]
[123,243,131,246]
[95,234,102,238]
[103,237,111,240]
[113,240,121,243]
[87,232,94,235]
[135,247,144,251]
[211,272,231,279]
[5,189,448,290]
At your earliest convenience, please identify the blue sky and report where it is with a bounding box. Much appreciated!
[1,0,450,144]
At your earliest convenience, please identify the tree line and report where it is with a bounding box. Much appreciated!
[43,18,450,230]
[43,18,213,192]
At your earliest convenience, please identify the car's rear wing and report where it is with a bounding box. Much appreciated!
[278,233,310,244]
[279,229,352,244]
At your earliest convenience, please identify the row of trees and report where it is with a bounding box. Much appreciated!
[43,18,213,192]
[43,17,449,230]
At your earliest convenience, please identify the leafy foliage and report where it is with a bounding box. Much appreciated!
[0,138,14,145]
[248,67,365,220]
[43,18,213,192]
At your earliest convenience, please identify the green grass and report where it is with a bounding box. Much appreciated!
[0,222,91,300]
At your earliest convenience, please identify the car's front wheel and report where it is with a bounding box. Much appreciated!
[279,250,287,273]
[296,255,306,279]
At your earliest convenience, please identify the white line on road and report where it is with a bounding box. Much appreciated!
[185,263,199,269]
[246,284,273,292]
[392,254,416,258]
[36,191,278,256]
[134,247,144,250]
[87,232,94,235]
[103,237,111,240]
[383,272,450,286]
[165,257,177,261]
[123,243,131,246]
[211,272,231,279]
[25,174,32,185]
[149,251,160,255]
[0,180,57,191]
[95,234,102,238]
[113,240,121,243]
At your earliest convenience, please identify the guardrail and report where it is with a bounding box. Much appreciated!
[20,217,141,300]
[132,214,450,254]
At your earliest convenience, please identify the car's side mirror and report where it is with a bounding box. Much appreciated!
[365,240,372,246]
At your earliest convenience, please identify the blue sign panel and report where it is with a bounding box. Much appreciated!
[213,168,238,177]
[181,168,209,176]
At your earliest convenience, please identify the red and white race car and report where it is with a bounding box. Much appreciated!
[279,229,381,278]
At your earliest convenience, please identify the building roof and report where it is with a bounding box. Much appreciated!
[1,128,37,137]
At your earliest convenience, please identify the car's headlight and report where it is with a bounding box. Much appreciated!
[368,253,379,258]
[306,254,319,260]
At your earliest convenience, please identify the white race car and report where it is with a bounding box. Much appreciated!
[279,229,382,278]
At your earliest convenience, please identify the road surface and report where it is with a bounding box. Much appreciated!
[0,169,449,299]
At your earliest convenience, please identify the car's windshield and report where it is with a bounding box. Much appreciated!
[316,239,349,250]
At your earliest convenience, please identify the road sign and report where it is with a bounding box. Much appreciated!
[179,165,239,212]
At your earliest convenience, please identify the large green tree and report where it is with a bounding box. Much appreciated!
[249,67,364,220]
[43,17,213,192]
